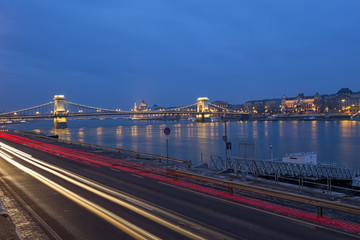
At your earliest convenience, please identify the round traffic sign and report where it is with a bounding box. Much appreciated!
[164,127,171,136]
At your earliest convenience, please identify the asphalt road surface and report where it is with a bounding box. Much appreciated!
[0,135,358,240]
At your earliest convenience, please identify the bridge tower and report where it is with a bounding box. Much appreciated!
[53,95,68,129]
[196,97,210,122]
[197,97,209,112]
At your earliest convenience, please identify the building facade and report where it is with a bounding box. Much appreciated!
[245,99,282,114]
[323,88,360,113]
[280,88,360,114]
[281,93,322,114]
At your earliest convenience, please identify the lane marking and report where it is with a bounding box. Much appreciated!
[157,182,360,238]
[3,140,360,238]
[131,174,144,179]
[0,150,160,240]
[0,143,223,240]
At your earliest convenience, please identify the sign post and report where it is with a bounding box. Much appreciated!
[223,121,228,169]
[163,127,171,167]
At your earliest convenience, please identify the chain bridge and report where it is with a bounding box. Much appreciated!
[0,95,249,128]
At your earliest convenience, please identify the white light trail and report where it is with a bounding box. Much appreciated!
[0,149,159,240]
[0,142,227,240]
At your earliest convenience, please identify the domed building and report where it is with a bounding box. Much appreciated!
[134,99,148,111]
[323,88,360,113]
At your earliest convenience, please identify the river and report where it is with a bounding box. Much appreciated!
[5,119,360,169]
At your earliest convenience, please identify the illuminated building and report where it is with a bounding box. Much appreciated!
[245,99,282,114]
[281,93,321,114]
[280,88,360,114]
[133,99,148,112]
[322,88,360,113]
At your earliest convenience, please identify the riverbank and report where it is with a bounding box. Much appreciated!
[11,131,360,217]
[251,113,355,121]
[1,130,360,237]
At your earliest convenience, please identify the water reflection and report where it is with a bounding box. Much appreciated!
[96,127,103,136]
[340,121,355,138]
[54,128,71,141]
[309,121,318,150]
[279,121,284,137]
[174,123,181,138]
[145,125,152,138]
[291,121,298,138]
[264,121,269,137]
[252,121,258,138]
[12,119,360,169]
[116,126,122,137]
[131,125,138,137]
[78,128,84,137]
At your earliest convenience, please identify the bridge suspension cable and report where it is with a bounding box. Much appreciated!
[207,103,235,112]
[64,101,117,113]
[166,103,197,111]
[0,102,54,116]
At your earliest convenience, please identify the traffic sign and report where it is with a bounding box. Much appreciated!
[164,127,171,136]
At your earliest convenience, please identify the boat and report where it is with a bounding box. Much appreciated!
[188,117,196,122]
[266,116,277,121]
[210,117,220,122]
[303,116,316,121]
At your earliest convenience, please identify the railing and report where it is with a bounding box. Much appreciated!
[17,131,192,167]
[208,155,360,180]
[350,110,360,119]
[252,171,360,196]
[166,169,360,217]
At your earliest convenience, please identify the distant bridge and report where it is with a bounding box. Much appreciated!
[0,95,249,128]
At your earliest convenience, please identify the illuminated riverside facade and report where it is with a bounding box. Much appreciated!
[281,88,360,114]
[281,92,321,114]
[244,99,282,114]
[245,88,360,115]
[322,88,360,113]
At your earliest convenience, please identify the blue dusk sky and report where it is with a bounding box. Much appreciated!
[1,1,360,111]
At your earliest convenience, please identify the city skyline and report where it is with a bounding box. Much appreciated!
[1,87,360,113]
[1,1,360,111]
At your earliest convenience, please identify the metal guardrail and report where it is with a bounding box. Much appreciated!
[16,131,192,167]
[166,169,360,217]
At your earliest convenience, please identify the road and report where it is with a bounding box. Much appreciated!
[0,133,358,240]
